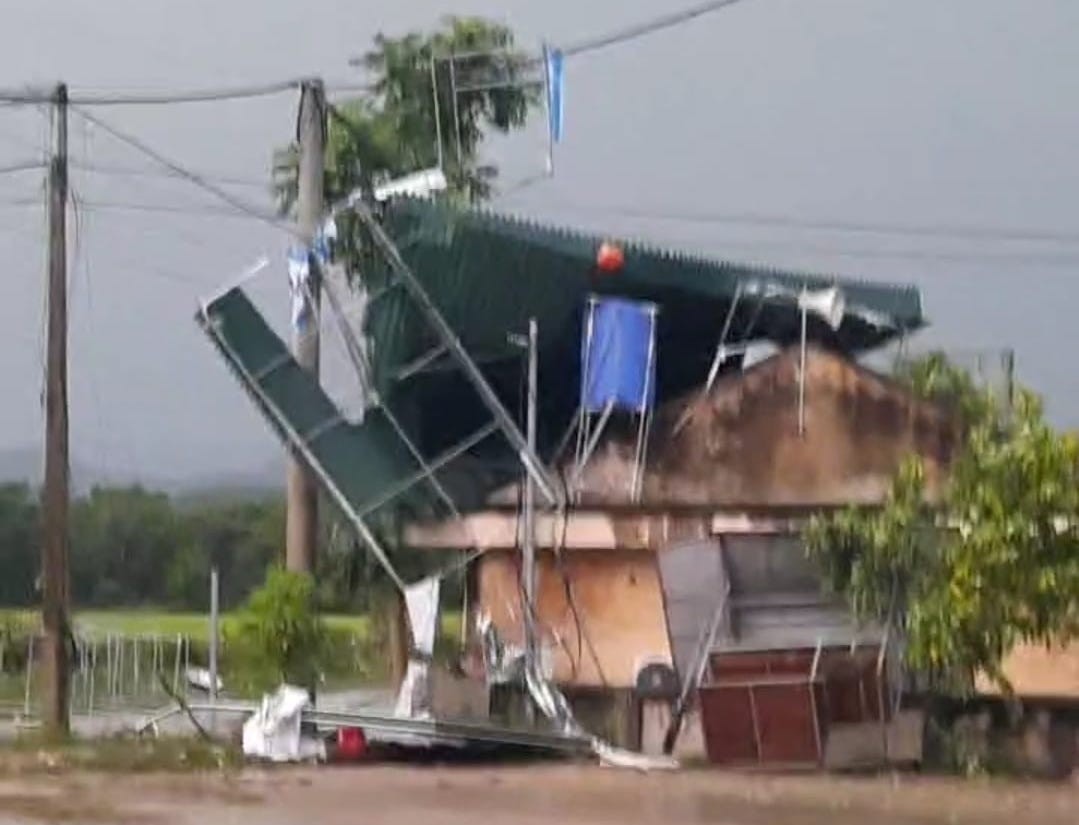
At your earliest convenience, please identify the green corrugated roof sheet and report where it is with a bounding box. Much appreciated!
[368,199,923,396]
[353,199,927,504]
[197,288,431,516]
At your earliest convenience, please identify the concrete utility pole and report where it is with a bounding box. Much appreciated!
[41,82,70,737]
[286,80,326,574]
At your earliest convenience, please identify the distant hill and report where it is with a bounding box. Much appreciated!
[0,446,283,502]
[0,446,115,496]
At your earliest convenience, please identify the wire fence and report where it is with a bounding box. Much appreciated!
[2,632,195,720]
[1,626,388,726]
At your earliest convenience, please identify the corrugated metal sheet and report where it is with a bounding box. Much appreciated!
[365,200,925,478]
[719,535,883,653]
[196,288,430,515]
[656,538,728,681]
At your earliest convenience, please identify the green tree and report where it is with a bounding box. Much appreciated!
[70,487,182,606]
[273,16,541,212]
[225,567,328,693]
[0,484,39,605]
[805,353,1079,692]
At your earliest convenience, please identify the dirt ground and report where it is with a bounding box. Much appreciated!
[0,764,1075,825]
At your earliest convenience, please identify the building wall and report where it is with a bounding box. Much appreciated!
[977,642,1079,699]
[476,548,672,689]
[576,346,956,506]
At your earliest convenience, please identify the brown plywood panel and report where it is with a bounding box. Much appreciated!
[710,649,815,681]
[476,549,671,688]
[699,686,758,764]
[754,683,820,764]
[818,648,887,724]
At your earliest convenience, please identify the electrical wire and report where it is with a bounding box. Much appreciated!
[504,198,1079,249]
[12,190,1079,270]
[0,79,376,106]
[70,106,294,233]
[0,159,44,175]
[563,0,750,57]
[0,196,275,220]
[0,80,299,106]
[71,160,267,189]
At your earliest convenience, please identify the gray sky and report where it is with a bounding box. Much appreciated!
[2,0,1078,483]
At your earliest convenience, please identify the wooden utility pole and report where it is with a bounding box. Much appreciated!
[286,80,326,574]
[41,82,70,737]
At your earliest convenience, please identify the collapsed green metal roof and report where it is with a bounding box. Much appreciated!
[364,199,924,476]
[200,198,927,523]
[366,200,923,396]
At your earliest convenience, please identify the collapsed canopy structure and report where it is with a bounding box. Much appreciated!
[198,198,924,534]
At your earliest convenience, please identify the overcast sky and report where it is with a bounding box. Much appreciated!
[2,1,1078,483]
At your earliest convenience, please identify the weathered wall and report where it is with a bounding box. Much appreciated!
[576,345,957,506]
[976,642,1079,700]
[476,549,671,688]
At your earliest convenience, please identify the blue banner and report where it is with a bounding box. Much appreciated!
[546,48,564,143]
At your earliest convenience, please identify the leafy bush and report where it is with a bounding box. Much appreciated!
[223,567,327,694]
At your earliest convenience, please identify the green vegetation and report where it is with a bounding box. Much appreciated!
[0,482,463,617]
[805,352,1079,693]
[274,16,540,213]
[223,568,327,694]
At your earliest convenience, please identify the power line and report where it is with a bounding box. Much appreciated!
[0,78,375,107]
[71,106,292,233]
[0,159,43,175]
[564,0,750,57]
[78,198,273,219]
[509,199,1079,248]
[0,79,299,106]
[0,196,274,221]
[70,160,267,189]
[6,194,1079,268]
[682,238,1079,269]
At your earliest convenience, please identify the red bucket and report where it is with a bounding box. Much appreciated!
[335,726,368,761]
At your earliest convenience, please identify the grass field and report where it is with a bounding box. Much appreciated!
[0,608,460,642]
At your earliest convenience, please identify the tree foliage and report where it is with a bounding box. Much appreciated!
[273,16,540,212]
[0,484,459,616]
[225,567,328,692]
[805,352,1079,691]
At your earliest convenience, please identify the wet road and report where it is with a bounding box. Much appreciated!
[0,765,1075,825]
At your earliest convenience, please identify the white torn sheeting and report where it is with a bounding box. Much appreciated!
[287,245,312,331]
[393,577,441,719]
[184,666,223,693]
[242,684,326,763]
